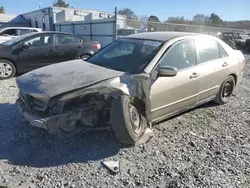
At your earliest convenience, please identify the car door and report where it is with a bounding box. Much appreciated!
[16,34,57,72]
[195,37,231,103]
[150,39,202,122]
[54,34,83,62]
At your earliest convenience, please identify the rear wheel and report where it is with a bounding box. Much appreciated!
[111,96,147,144]
[214,76,235,105]
[0,59,16,80]
[80,54,91,61]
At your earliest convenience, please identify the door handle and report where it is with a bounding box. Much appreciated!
[222,62,229,67]
[48,48,56,52]
[190,72,200,79]
[77,46,82,49]
[45,48,56,56]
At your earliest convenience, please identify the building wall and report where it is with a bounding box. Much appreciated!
[53,7,125,23]
[22,7,127,31]
[22,8,52,30]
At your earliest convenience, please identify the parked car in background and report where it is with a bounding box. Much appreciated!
[0,31,101,79]
[0,27,42,44]
[16,32,245,144]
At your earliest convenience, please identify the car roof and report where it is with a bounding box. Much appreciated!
[125,32,199,41]
[23,31,78,37]
[1,27,42,30]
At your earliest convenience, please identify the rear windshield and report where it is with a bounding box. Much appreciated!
[88,38,164,74]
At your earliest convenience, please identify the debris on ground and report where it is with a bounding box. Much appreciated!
[135,128,154,145]
[101,161,120,174]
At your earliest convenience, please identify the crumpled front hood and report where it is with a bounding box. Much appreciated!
[16,60,124,100]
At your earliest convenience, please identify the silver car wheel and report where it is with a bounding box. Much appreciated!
[0,62,13,78]
[81,55,91,61]
[129,104,141,134]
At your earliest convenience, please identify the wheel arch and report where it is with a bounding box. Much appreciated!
[0,58,17,70]
[229,73,237,85]
[80,49,94,57]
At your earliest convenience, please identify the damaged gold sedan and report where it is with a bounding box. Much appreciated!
[16,32,245,144]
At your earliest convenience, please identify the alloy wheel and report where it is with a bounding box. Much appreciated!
[0,62,13,78]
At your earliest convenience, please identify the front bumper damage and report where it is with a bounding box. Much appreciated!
[16,72,152,137]
[16,99,75,134]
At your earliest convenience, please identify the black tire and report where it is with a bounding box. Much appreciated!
[214,76,235,105]
[111,95,147,144]
[0,59,16,80]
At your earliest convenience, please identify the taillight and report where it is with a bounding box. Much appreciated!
[92,43,101,49]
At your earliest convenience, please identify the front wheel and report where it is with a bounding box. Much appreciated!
[0,59,16,80]
[214,76,235,105]
[111,96,147,144]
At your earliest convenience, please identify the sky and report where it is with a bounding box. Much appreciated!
[1,0,250,21]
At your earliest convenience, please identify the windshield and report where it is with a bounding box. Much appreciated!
[88,38,163,74]
[0,33,34,46]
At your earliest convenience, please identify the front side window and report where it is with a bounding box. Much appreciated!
[88,38,163,74]
[196,38,220,63]
[56,35,82,45]
[159,39,196,70]
[23,35,53,48]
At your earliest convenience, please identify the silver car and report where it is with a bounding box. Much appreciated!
[16,32,246,144]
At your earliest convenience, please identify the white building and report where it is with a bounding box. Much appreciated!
[21,7,126,31]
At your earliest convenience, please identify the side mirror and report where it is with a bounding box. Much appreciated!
[22,44,30,50]
[158,66,178,77]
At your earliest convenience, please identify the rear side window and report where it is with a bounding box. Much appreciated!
[196,38,220,63]
[218,44,228,58]
[18,29,30,35]
[56,35,82,45]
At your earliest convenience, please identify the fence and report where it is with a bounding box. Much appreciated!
[0,22,30,28]
[117,18,250,36]
[55,15,250,47]
[55,18,116,47]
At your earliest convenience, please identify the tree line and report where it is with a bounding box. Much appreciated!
[118,8,223,27]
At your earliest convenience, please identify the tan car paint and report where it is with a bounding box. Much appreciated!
[143,35,244,123]
[150,65,201,122]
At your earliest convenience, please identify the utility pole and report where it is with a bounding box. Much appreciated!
[38,1,42,9]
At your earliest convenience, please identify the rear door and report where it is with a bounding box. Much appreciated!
[16,34,57,72]
[195,37,231,103]
[54,34,84,62]
[150,39,202,122]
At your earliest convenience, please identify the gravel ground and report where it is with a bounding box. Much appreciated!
[0,55,250,188]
